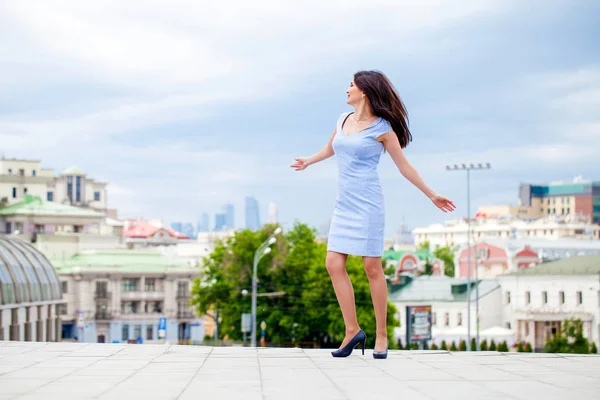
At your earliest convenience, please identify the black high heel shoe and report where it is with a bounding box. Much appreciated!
[373,338,388,359]
[331,330,367,358]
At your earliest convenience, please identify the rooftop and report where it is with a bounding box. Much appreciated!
[502,255,600,276]
[383,249,432,261]
[61,166,85,175]
[51,250,195,274]
[388,276,500,302]
[0,341,598,400]
[0,195,105,218]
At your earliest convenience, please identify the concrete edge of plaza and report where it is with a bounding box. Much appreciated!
[0,235,64,342]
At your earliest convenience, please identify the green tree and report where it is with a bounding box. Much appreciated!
[590,342,598,354]
[191,222,399,348]
[517,342,524,352]
[498,341,508,352]
[458,340,467,351]
[480,339,488,351]
[450,341,458,351]
[544,319,590,354]
[396,338,404,350]
[422,260,433,276]
[440,340,447,350]
[525,342,533,352]
[489,340,497,351]
[432,245,458,277]
[470,338,477,351]
[418,241,431,251]
[431,343,439,350]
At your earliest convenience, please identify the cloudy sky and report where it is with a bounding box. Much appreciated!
[1,0,599,237]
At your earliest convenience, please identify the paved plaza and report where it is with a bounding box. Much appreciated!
[1,341,599,400]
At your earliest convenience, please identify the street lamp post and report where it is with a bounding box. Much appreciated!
[446,162,491,351]
[251,227,282,347]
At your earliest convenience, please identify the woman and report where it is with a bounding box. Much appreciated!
[290,70,456,359]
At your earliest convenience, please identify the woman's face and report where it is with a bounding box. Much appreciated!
[346,79,363,105]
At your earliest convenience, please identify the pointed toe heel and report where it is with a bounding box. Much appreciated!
[331,330,367,358]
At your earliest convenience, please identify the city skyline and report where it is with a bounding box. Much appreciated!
[1,1,599,237]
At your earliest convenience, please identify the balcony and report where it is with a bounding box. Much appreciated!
[177,311,195,319]
[94,291,111,300]
[95,312,113,321]
[120,291,165,301]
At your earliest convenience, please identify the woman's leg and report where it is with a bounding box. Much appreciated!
[326,251,360,347]
[363,256,388,352]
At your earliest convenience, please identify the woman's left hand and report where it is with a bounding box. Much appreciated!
[430,193,456,213]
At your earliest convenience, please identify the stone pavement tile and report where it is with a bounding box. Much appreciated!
[504,352,561,358]
[201,358,258,368]
[179,381,262,400]
[25,381,115,397]
[408,380,512,400]
[341,382,432,400]
[258,357,315,368]
[378,368,463,381]
[449,368,529,381]
[420,361,491,371]
[2,366,76,379]
[475,380,594,400]
[259,365,325,381]
[0,377,51,396]
[524,372,600,389]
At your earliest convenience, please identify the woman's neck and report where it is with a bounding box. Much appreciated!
[353,102,374,121]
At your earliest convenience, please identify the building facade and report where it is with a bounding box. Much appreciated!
[520,177,600,223]
[496,255,600,351]
[455,238,600,279]
[388,275,506,347]
[0,236,64,341]
[245,196,261,231]
[55,250,203,344]
[413,214,600,248]
[0,159,108,212]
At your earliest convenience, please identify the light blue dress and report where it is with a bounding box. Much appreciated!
[327,112,392,257]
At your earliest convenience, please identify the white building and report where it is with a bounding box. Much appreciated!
[0,158,108,212]
[413,214,600,248]
[388,275,509,347]
[55,249,203,344]
[496,255,600,351]
[267,202,278,224]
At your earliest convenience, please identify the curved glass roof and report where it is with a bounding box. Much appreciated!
[0,237,62,306]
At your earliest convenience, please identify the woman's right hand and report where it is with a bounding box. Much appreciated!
[290,157,310,171]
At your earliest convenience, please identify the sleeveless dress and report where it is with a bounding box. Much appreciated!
[327,112,392,257]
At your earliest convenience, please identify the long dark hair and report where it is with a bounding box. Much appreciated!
[354,70,412,148]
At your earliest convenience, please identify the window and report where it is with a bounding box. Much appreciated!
[61,281,68,294]
[12,187,17,198]
[67,176,73,202]
[559,291,565,304]
[542,291,548,304]
[506,291,511,304]
[146,325,153,340]
[32,170,36,176]
[75,176,82,202]
[18,169,24,176]
[432,312,437,326]
[177,281,189,297]
[122,325,129,341]
[96,281,108,298]
[134,325,142,339]
[526,291,531,304]
[506,322,511,330]
[552,198,556,205]
[23,187,28,195]
[524,323,529,336]
[94,191,101,201]
[577,291,583,305]
[444,312,449,327]
[7,168,12,175]
[58,304,68,315]
[145,279,155,292]
[121,279,138,292]
[47,192,54,201]
[457,312,463,326]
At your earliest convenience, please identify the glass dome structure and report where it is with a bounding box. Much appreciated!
[0,237,62,306]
